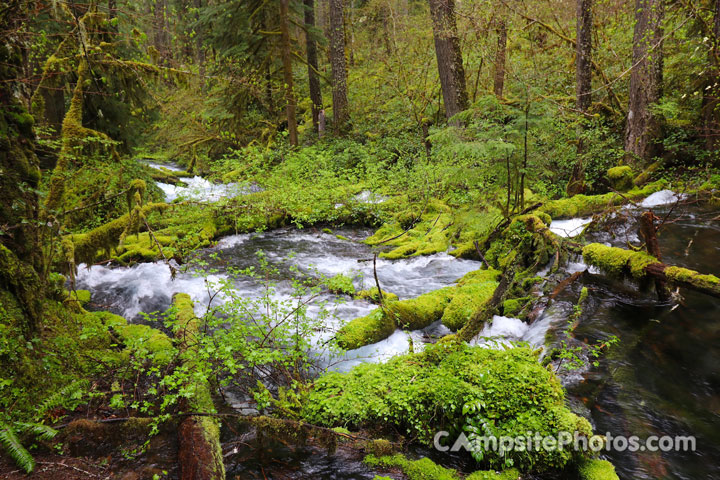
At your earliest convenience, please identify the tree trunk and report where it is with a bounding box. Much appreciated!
[0,0,45,335]
[576,0,592,113]
[493,18,507,98]
[624,0,664,164]
[428,0,468,125]
[329,0,349,133]
[280,0,299,146]
[304,0,323,133]
[702,0,720,154]
[154,0,171,64]
[194,0,206,89]
[567,0,592,196]
[108,0,116,21]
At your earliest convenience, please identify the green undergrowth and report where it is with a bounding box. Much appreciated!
[336,269,499,349]
[0,288,174,423]
[365,453,520,480]
[326,274,357,295]
[303,343,593,473]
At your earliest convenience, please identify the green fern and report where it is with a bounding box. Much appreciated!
[0,422,35,473]
[36,378,89,419]
[14,422,58,441]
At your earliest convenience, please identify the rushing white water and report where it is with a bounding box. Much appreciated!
[76,228,482,370]
[639,189,685,208]
[145,160,261,202]
[146,161,184,172]
[156,178,260,203]
[353,190,387,204]
[549,217,593,238]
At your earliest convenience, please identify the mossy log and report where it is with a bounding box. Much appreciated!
[172,293,225,480]
[336,270,499,349]
[582,243,720,299]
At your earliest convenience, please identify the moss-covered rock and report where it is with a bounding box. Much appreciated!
[607,166,634,192]
[304,344,593,472]
[578,458,619,480]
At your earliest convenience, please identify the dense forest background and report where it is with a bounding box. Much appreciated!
[3,0,720,478]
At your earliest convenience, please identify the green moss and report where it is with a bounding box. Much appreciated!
[466,469,521,480]
[367,211,453,260]
[582,243,657,279]
[326,274,356,295]
[541,181,666,219]
[441,280,498,331]
[365,454,459,480]
[502,298,523,316]
[578,458,619,480]
[355,288,399,304]
[607,166,634,192]
[456,269,501,286]
[388,287,453,330]
[66,289,91,306]
[304,344,591,472]
[340,270,499,347]
[664,266,720,290]
[67,202,170,267]
[336,309,397,350]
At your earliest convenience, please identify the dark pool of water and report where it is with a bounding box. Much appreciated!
[567,205,720,479]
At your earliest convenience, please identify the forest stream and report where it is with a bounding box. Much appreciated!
[68,173,718,479]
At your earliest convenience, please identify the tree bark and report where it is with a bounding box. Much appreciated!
[702,0,720,153]
[280,0,298,146]
[108,0,116,21]
[194,0,206,89]
[493,17,507,98]
[428,0,468,125]
[153,0,171,64]
[329,0,350,133]
[624,0,664,164]
[567,0,592,196]
[638,211,670,301]
[576,0,592,113]
[304,0,323,133]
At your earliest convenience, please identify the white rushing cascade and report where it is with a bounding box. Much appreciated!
[639,189,686,208]
[146,160,259,202]
[76,229,481,371]
[549,217,593,238]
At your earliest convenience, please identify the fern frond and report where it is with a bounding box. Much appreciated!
[0,422,35,473]
[14,422,58,441]
[37,378,90,419]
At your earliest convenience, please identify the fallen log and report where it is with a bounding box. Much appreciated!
[173,293,225,480]
[582,243,720,299]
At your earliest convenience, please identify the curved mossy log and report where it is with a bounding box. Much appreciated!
[336,270,499,350]
[582,243,720,298]
[172,293,225,480]
[62,202,169,272]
